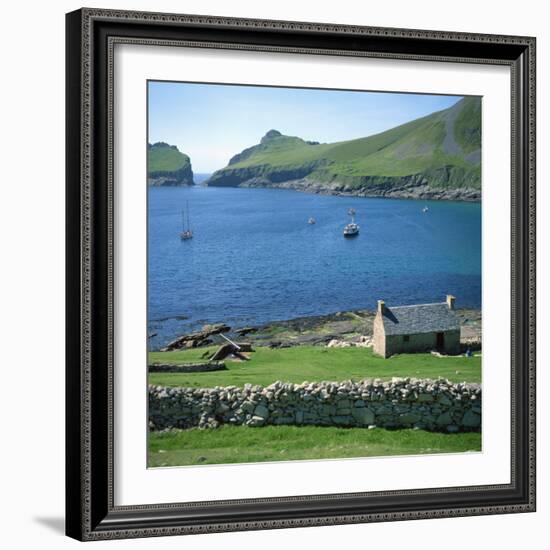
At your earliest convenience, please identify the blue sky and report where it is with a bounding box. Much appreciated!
[148,81,463,173]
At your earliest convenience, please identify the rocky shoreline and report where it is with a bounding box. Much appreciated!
[247,308,481,348]
[235,176,481,202]
[158,308,482,352]
[205,101,481,204]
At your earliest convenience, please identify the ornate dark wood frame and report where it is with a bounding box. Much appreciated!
[66,7,536,541]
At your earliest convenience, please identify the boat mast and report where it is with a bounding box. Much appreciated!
[186,201,191,232]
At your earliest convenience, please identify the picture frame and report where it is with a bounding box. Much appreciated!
[65,7,536,541]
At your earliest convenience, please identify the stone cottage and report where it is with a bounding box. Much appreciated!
[373,295,460,358]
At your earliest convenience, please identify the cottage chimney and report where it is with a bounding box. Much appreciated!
[377,300,386,315]
[446,295,456,310]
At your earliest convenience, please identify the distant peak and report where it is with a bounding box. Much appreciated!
[261,129,283,143]
[150,141,179,151]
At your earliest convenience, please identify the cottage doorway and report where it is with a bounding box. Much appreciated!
[436,332,445,350]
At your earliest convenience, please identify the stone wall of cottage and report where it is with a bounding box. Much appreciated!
[149,378,481,432]
[372,314,386,357]
[384,329,461,357]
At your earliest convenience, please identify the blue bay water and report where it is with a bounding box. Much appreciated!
[148,185,481,349]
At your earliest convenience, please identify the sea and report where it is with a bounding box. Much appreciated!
[148,179,481,349]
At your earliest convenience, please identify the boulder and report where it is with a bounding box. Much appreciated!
[399,413,421,424]
[254,404,269,419]
[351,407,375,425]
[235,327,257,336]
[462,410,481,428]
[247,415,266,427]
[436,412,453,426]
[162,323,230,351]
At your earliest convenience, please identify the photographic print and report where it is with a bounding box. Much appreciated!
[66,10,536,539]
[147,82,482,468]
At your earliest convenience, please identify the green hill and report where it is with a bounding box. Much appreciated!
[206,97,481,201]
[148,142,194,186]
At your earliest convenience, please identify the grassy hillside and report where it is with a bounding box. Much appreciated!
[206,97,482,199]
[454,96,482,153]
[148,142,194,186]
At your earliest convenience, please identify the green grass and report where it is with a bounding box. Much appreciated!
[148,346,481,467]
[454,96,482,153]
[148,425,481,467]
[148,142,190,173]
[209,97,481,188]
[148,345,481,388]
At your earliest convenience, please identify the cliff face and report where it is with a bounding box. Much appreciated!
[206,97,482,201]
[148,142,194,186]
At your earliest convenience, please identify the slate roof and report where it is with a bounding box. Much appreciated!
[381,302,460,336]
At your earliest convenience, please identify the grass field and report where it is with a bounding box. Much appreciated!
[148,425,481,467]
[148,346,481,467]
[148,345,481,388]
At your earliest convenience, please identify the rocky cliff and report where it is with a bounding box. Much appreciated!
[206,97,482,201]
[148,142,194,186]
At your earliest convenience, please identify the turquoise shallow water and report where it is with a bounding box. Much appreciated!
[148,185,481,349]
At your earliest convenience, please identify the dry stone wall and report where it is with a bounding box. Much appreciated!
[148,362,226,373]
[149,378,481,433]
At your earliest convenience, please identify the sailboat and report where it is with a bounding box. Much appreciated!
[343,208,359,237]
[308,217,316,225]
[180,201,193,240]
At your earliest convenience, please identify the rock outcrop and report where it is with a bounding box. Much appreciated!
[205,97,482,202]
[161,323,231,351]
[148,142,195,186]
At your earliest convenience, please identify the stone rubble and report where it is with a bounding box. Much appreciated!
[327,336,372,348]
